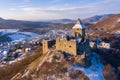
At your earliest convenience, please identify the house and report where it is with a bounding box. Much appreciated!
[99,42,110,49]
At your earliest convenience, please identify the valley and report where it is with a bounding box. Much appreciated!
[0,14,120,80]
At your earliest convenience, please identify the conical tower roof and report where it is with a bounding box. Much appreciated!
[72,18,86,29]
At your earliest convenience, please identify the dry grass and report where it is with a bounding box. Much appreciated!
[0,46,42,80]
[28,52,47,71]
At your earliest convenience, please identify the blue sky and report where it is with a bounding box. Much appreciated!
[0,0,120,21]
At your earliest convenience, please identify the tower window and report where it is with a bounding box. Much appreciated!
[69,45,72,48]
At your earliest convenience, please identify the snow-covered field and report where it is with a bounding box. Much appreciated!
[0,29,41,63]
[9,32,39,40]
[0,54,3,59]
[0,29,19,33]
[73,52,105,80]
[0,29,40,40]
[0,29,71,40]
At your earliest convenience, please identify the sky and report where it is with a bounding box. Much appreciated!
[0,0,120,21]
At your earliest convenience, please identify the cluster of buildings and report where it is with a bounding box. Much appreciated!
[0,38,41,63]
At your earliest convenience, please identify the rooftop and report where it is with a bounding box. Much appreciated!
[72,19,86,29]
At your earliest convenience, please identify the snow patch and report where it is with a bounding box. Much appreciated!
[0,29,19,35]
[117,19,120,23]
[73,52,105,80]
[0,54,3,60]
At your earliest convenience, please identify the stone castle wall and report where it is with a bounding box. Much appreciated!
[42,40,49,53]
[56,38,77,55]
[42,40,56,53]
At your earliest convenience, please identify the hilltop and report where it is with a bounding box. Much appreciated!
[94,14,120,34]
[83,14,114,24]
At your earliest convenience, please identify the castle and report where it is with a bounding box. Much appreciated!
[42,19,91,56]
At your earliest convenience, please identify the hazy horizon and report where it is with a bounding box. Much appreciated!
[0,0,120,21]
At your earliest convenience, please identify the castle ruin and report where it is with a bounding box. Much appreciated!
[42,19,91,56]
[42,39,55,53]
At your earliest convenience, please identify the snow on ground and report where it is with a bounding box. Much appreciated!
[0,29,71,41]
[73,52,105,80]
[0,29,19,33]
[44,30,72,39]
[0,29,40,62]
[19,32,39,39]
[9,34,28,40]
[0,29,40,40]
[115,31,120,34]
[8,56,25,65]
[117,19,120,23]
[0,54,3,60]
[0,29,71,65]
[9,32,39,40]
[0,29,19,35]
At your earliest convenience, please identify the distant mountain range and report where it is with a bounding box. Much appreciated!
[0,14,116,30]
[0,18,4,21]
[0,13,115,24]
[47,19,76,24]
[48,14,115,24]
[0,18,52,29]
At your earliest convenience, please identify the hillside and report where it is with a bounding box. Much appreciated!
[82,14,114,24]
[94,14,120,33]
[9,51,90,80]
